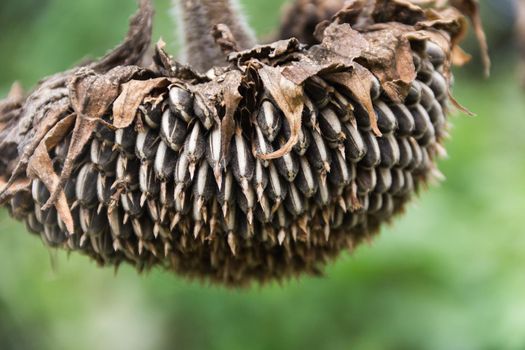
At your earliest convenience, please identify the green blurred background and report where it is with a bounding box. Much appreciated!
[0,0,524,349]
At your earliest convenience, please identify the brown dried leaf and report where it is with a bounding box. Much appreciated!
[113,77,170,129]
[359,27,417,102]
[324,64,382,136]
[0,98,70,202]
[451,45,472,66]
[43,66,148,211]
[257,65,304,160]
[220,71,243,165]
[27,114,76,233]
[449,0,490,77]
[0,178,31,199]
[317,23,369,60]
[228,38,302,65]
[153,40,206,81]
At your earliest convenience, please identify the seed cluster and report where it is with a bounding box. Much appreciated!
[6,40,450,285]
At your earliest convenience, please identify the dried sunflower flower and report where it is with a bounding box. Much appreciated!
[0,0,487,287]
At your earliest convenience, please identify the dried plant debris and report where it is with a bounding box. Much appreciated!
[0,0,485,287]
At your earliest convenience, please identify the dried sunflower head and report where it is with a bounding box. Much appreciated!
[0,0,487,287]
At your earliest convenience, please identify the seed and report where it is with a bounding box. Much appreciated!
[410,104,432,140]
[206,125,223,186]
[295,156,318,198]
[135,127,160,162]
[307,128,331,174]
[375,101,397,133]
[231,130,255,195]
[396,137,413,169]
[360,131,381,168]
[154,141,177,181]
[319,108,346,144]
[79,206,107,237]
[121,191,144,218]
[417,59,434,84]
[253,125,273,165]
[160,109,188,152]
[425,41,446,68]
[169,85,194,123]
[193,93,214,129]
[139,163,160,200]
[183,122,206,179]
[356,167,377,194]
[97,174,115,207]
[274,137,299,182]
[114,126,136,156]
[304,77,332,108]
[375,167,393,194]
[115,155,140,191]
[253,159,268,201]
[32,179,50,206]
[342,121,366,162]
[329,150,353,187]
[284,182,305,217]
[257,100,282,142]
[429,71,448,101]
[76,163,99,207]
[377,133,400,168]
[267,162,288,206]
[91,138,117,172]
[389,103,415,136]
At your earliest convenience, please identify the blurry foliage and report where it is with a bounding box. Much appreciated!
[0,0,524,349]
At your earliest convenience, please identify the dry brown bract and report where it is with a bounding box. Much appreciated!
[0,0,486,287]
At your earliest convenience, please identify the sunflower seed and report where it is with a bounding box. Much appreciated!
[253,125,273,165]
[76,163,98,207]
[417,60,434,84]
[375,101,397,133]
[136,127,160,162]
[114,126,136,156]
[154,141,177,181]
[389,103,415,136]
[139,163,160,200]
[329,150,353,187]
[184,122,206,179]
[356,167,377,194]
[284,182,305,217]
[274,137,299,182]
[91,138,117,172]
[193,93,214,129]
[429,71,448,101]
[307,128,331,174]
[410,104,433,140]
[296,156,318,198]
[257,100,282,142]
[160,109,188,151]
[267,162,287,207]
[206,125,223,186]
[425,41,446,68]
[360,131,381,168]
[319,108,345,144]
[342,121,366,162]
[231,130,255,195]
[405,81,422,106]
[396,137,413,169]
[377,133,400,168]
[169,85,194,123]
[31,179,50,206]
[97,174,114,206]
